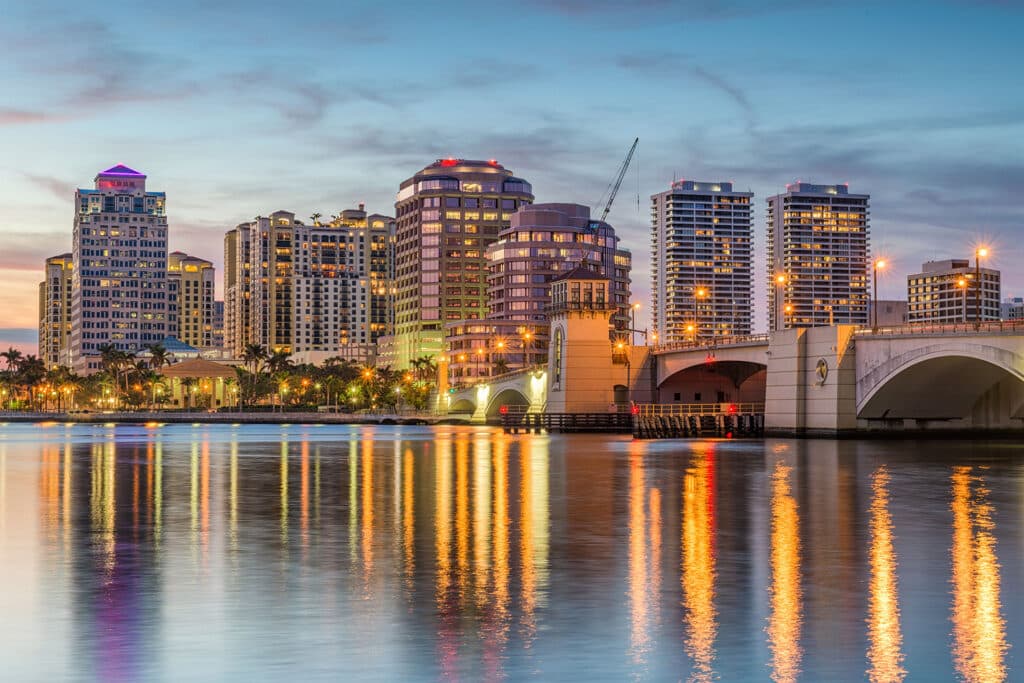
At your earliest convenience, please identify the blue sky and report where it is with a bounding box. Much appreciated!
[2,0,1022,350]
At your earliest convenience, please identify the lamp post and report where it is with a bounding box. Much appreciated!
[475,347,484,379]
[957,277,968,324]
[774,274,786,332]
[631,302,641,346]
[522,331,532,368]
[974,247,988,323]
[694,287,707,342]
[872,259,886,330]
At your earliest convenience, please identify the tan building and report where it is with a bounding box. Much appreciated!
[38,253,74,369]
[168,251,216,349]
[223,206,395,363]
[907,259,1000,323]
[393,159,534,368]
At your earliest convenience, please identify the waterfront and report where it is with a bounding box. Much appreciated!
[0,423,1020,681]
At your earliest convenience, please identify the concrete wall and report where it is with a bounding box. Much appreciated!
[546,313,628,412]
[765,325,858,435]
[657,365,766,404]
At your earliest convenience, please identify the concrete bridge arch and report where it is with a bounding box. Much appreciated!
[857,338,1024,424]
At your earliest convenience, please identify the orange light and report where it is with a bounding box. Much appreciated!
[977,247,989,258]
[875,259,886,270]
[958,278,968,288]
[696,288,707,298]
[775,274,786,284]
[632,302,641,310]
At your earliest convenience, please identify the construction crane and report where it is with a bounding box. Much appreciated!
[596,137,639,222]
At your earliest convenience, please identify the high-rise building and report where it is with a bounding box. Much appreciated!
[223,207,395,363]
[393,159,534,368]
[767,182,870,331]
[167,251,216,349]
[445,203,631,381]
[211,301,225,350]
[71,165,169,373]
[907,259,1000,323]
[38,253,73,369]
[650,180,753,343]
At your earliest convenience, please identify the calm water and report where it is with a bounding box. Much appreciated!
[0,423,1020,682]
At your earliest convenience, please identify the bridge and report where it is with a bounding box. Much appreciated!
[444,320,1024,434]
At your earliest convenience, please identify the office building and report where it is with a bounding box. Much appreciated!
[223,206,395,364]
[651,180,753,343]
[38,253,73,369]
[446,203,631,381]
[211,301,225,350]
[767,182,870,330]
[167,251,216,349]
[907,259,1000,323]
[393,158,534,368]
[1001,297,1024,321]
[70,165,169,373]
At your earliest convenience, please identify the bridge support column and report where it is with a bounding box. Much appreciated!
[765,325,858,436]
[470,384,490,424]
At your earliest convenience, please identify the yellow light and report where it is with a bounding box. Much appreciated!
[496,341,505,349]
[696,288,707,298]
[977,247,989,258]
[776,274,786,284]
[875,259,886,269]
[633,302,641,310]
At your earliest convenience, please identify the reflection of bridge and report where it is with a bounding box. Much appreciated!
[446,322,1024,434]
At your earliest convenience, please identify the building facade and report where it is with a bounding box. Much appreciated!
[38,253,74,369]
[445,203,631,382]
[71,165,169,373]
[1001,297,1024,321]
[167,251,216,349]
[907,259,1001,323]
[393,159,534,369]
[223,207,395,363]
[211,300,225,350]
[767,182,870,331]
[650,180,753,343]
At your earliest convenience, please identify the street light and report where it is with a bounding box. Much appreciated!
[957,277,969,324]
[872,259,886,330]
[631,302,641,346]
[975,246,989,323]
[615,339,631,406]
[774,274,787,332]
[522,331,532,368]
[694,287,708,342]
[475,347,484,378]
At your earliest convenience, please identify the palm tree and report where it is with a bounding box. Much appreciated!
[145,343,172,372]
[310,212,322,226]
[242,343,268,375]
[267,349,292,375]
[1,347,23,373]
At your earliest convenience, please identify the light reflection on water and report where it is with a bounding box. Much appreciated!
[0,424,1021,681]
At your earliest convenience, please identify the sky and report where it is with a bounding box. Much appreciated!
[2,0,1023,354]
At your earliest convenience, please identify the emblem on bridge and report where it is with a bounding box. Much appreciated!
[815,358,829,385]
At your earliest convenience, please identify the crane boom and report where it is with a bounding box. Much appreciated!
[599,137,639,221]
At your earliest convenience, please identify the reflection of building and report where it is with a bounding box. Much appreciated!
[167,251,216,349]
[71,165,170,373]
[223,206,395,363]
[38,253,74,369]
[768,182,870,331]
[907,260,1000,323]
[651,181,753,342]
[446,203,631,381]
[393,159,534,368]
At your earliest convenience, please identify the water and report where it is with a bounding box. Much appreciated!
[0,422,1020,682]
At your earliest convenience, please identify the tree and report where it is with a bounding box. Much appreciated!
[1,347,23,373]
[310,212,322,226]
[145,343,172,372]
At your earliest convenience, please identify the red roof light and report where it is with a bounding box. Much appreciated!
[440,158,458,167]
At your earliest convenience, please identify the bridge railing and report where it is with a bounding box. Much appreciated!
[653,334,770,354]
[633,402,765,417]
[855,320,1024,338]
[448,365,546,391]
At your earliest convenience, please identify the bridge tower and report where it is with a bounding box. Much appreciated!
[545,268,629,412]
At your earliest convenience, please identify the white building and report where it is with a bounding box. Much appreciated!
[651,180,753,342]
[767,182,870,331]
[907,259,1000,323]
[71,165,169,373]
[168,251,216,349]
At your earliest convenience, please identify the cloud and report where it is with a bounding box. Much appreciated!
[0,233,72,271]
[615,52,757,130]
[0,329,38,345]
[0,109,62,126]
[22,174,76,201]
[531,0,840,22]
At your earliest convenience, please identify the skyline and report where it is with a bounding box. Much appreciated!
[3,0,1023,353]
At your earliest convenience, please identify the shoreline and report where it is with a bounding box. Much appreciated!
[0,411,474,427]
